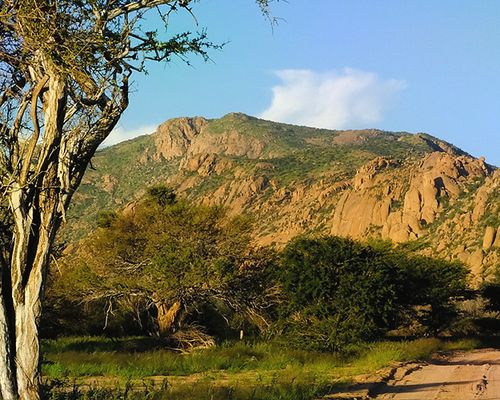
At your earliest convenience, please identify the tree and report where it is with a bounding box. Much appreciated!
[0,2,274,398]
[55,190,275,341]
[277,236,400,350]
[392,254,468,334]
[276,236,468,351]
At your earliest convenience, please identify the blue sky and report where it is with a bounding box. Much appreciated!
[107,0,500,166]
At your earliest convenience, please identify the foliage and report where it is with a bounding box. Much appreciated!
[274,236,468,350]
[50,189,276,340]
[393,254,468,333]
[276,237,397,349]
[49,230,470,349]
[481,283,500,313]
[96,211,118,229]
[146,186,177,207]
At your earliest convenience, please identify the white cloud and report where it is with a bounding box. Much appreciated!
[259,68,405,129]
[101,124,157,147]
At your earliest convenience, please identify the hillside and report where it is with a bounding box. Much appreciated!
[63,113,500,283]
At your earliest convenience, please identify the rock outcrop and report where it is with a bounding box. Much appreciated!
[152,117,207,161]
[68,113,500,284]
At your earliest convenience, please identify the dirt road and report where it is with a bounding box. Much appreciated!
[373,349,500,400]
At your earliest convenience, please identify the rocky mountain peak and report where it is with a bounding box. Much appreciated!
[152,116,208,160]
[68,114,499,285]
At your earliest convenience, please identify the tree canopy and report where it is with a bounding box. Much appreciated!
[53,188,276,343]
[275,236,468,350]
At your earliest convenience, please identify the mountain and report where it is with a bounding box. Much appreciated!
[63,113,500,284]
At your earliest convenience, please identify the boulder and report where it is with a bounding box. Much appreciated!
[483,226,496,251]
[494,227,500,249]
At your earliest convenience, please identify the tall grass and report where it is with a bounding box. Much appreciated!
[41,336,483,399]
[43,339,344,379]
[43,380,334,400]
[42,336,481,381]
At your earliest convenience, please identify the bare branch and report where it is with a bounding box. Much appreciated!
[107,0,180,20]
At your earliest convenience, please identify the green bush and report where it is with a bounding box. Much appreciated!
[275,236,468,350]
[46,192,275,340]
[393,254,468,333]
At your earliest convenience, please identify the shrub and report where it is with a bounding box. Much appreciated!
[275,236,468,350]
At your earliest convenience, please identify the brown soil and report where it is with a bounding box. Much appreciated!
[372,349,500,400]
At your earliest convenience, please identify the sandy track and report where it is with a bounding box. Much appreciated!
[374,349,500,400]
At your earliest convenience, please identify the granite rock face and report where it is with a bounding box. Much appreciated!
[69,114,500,284]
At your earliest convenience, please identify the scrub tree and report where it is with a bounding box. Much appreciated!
[54,189,275,340]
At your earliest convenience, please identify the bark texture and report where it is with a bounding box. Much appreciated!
[156,301,182,336]
[0,62,125,399]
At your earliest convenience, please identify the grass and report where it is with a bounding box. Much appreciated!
[41,336,483,400]
[347,338,479,373]
[43,379,334,400]
[43,339,345,379]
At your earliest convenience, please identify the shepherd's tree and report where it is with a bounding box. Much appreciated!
[0,1,275,398]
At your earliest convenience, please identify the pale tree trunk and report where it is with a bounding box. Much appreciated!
[1,70,67,400]
[3,115,63,399]
[0,37,126,398]
[0,67,123,398]
[10,196,56,400]
[0,294,16,400]
[0,195,50,400]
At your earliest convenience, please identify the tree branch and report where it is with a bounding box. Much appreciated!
[107,0,181,20]
[19,75,48,186]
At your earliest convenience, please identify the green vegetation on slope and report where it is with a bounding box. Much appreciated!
[63,113,451,242]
